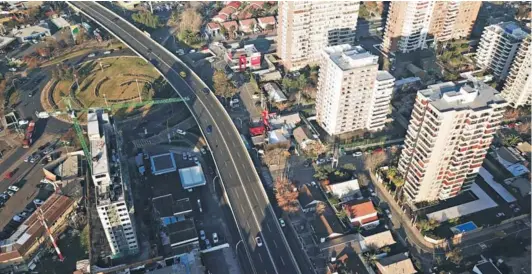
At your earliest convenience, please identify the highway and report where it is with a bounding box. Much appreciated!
[67,2,300,274]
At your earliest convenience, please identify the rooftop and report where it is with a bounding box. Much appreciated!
[419,81,506,112]
[324,44,378,71]
[178,165,206,189]
[376,253,417,274]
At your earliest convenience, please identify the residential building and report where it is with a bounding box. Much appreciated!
[343,200,379,229]
[502,35,532,107]
[383,1,481,53]
[375,253,417,274]
[476,22,529,81]
[277,1,359,71]
[315,44,395,136]
[89,109,139,257]
[398,82,507,203]
[428,1,481,42]
[382,1,435,53]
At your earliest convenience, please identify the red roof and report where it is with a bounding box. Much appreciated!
[258,16,275,26]
[344,201,376,219]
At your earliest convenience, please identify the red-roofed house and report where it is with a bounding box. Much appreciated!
[239,18,257,33]
[206,22,221,37]
[257,16,276,30]
[343,200,380,229]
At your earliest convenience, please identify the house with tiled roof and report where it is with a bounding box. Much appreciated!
[257,16,276,30]
[343,200,379,229]
[239,18,257,33]
[376,253,417,274]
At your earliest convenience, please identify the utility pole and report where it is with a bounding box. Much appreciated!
[135,78,142,102]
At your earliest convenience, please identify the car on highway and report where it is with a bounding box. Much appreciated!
[255,236,263,247]
[353,151,363,157]
[206,125,213,134]
[202,88,209,95]
[180,71,187,78]
[199,230,206,240]
[212,233,218,244]
[279,218,286,227]
[8,186,19,192]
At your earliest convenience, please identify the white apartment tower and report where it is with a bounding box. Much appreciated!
[89,110,138,257]
[502,35,532,108]
[398,82,507,203]
[316,44,395,136]
[277,1,359,71]
[382,1,435,53]
[476,22,530,81]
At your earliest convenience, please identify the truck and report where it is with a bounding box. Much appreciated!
[22,121,35,148]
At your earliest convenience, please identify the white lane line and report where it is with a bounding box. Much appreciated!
[266,223,271,232]
[258,253,263,263]
[272,240,277,248]
[280,257,285,266]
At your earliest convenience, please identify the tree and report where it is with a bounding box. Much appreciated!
[445,248,463,265]
[503,134,522,147]
[274,177,299,213]
[342,163,356,171]
[212,71,238,99]
[132,11,160,29]
[179,8,203,33]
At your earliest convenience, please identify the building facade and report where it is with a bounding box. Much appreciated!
[398,82,507,203]
[89,110,139,257]
[502,35,532,108]
[277,1,359,71]
[316,45,395,136]
[383,1,481,53]
[476,22,529,81]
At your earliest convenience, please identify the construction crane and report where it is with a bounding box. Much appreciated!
[38,96,189,174]
[37,207,65,262]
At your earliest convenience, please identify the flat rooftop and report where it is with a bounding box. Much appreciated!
[151,153,177,176]
[420,81,506,112]
[324,44,378,71]
[178,165,206,189]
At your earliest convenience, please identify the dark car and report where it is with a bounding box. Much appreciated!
[206,125,213,134]
[202,88,210,95]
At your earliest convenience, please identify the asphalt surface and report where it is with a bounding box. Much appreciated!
[69,2,300,274]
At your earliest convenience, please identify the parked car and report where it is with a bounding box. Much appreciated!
[199,230,206,240]
[212,233,218,244]
[255,237,263,247]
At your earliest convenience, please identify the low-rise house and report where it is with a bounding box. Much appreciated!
[239,18,257,33]
[494,147,530,176]
[263,82,287,103]
[376,253,417,274]
[325,179,360,202]
[343,200,379,229]
[257,16,276,30]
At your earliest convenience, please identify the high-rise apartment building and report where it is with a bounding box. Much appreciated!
[89,110,138,257]
[316,44,395,136]
[398,82,506,203]
[476,22,529,81]
[277,1,359,71]
[383,1,481,53]
[502,35,532,108]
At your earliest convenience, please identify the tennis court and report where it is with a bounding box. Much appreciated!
[451,221,478,234]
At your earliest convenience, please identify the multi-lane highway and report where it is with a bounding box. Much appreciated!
[67,2,300,273]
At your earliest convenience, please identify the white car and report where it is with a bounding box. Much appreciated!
[8,186,19,192]
[255,237,263,247]
[353,151,363,157]
[34,199,44,206]
[176,129,186,135]
[212,233,218,244]
[199,230,206,240]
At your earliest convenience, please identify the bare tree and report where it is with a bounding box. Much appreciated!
[274,177,299,213]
